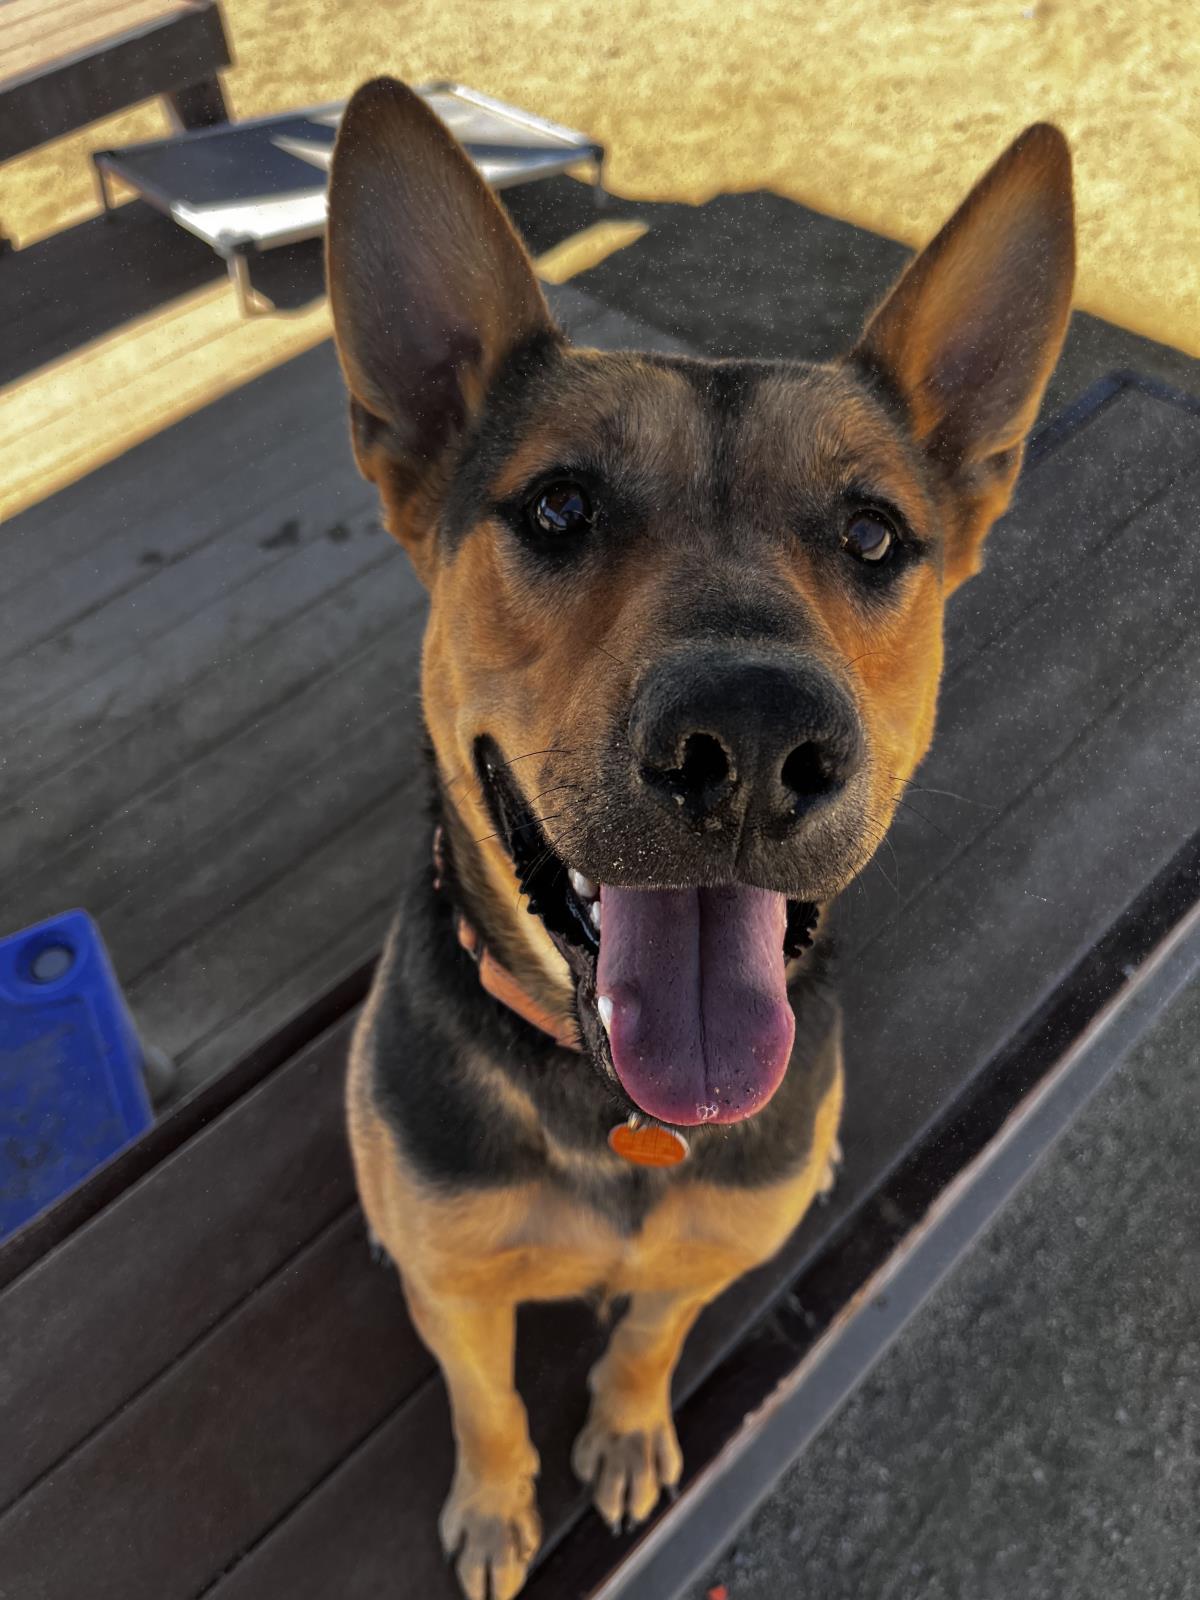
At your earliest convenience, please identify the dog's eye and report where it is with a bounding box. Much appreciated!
[843,511,895,563]
[528,481,593,537]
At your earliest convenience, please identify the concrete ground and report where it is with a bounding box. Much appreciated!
[690,975,1200,1600]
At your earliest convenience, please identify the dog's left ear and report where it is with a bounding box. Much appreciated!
[851,123,1075,589]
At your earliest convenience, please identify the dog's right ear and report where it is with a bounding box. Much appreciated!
[327,78,557,568]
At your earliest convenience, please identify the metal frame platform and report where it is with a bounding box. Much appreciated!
[92,82,606,313]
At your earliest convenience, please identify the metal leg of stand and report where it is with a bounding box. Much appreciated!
[228,251,256,316]
[592,153,609,209]
[94,159,115,220]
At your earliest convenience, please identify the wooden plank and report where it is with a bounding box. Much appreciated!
[0,457,375,731]
[0,0,112,37]
[0,548,414,892]
[945,383,1200,677]
[0,0,189,74]
[837,601,1200,1195]
[103,678,422,984]
[126,783,423,1062]
[0,1017,357,1510]
[0,394,355,675]
[0,292,332,523]
[547,282,690,356]
[1,343,345,594]
[5,596,423,926]
[0,1212,427,1600]
[0,279,321,460]
[1,503,390,800]
[0,2,228,160]
[0,956,373,1295]
[0,279,273,450]
[174,907,385,1095]
[0,280,641,545]
[1,207,223,391]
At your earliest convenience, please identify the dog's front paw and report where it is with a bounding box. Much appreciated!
[439,1470,541,1600]
[572,1411,683,1532]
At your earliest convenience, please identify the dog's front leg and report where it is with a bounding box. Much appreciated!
[404,1279,540,1600]
[572,1288,708,1531]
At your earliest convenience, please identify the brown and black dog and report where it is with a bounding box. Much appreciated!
[329,78,1074,1600]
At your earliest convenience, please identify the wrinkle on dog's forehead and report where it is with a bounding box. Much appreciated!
[741,369,939,538]
[488,351,710,501]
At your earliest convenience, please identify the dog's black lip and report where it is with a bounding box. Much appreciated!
[473,734,599,959]
[472,733,620,1084]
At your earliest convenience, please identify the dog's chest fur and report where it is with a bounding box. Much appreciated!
[348,857,844,1283]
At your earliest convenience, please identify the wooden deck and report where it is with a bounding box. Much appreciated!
[1,282,687,1097]
[2,370,1199,1597]
[0,0,229,163]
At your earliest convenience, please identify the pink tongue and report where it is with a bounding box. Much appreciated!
[596,884,795,1126]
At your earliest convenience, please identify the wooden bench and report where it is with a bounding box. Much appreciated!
[3,367,1200,1596]
[0,0,231,167]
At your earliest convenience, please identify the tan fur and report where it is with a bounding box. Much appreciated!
[349,1030,843,1305]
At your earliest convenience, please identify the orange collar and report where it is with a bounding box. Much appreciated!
[452,913,583,1053]
[434,825,582,1053]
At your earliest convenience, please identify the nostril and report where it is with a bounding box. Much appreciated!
[641,731,734,820]
[677,732,730,796]
[781,740,835,805]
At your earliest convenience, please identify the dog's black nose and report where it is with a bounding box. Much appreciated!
[629,648,862,832]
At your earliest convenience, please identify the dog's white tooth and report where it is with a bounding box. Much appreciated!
[597,995,614,1034]
[589,899,602,930]
[569,868,598,901]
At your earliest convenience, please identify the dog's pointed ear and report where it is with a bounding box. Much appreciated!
[327,78,557,559]
[851,123,1075,588]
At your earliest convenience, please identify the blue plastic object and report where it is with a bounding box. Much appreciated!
[0,910,151,1240]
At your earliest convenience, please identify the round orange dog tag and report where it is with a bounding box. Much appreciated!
[608,1120,690,1167]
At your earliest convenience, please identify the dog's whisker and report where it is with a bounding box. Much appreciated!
[494,746,579,771]
[446,748,580,799]
[887,774,995,812]
[846,649,889,669]
[595,640,639,672]
[891,797,957,844]
[867,850,897,897]
[880,831,901,899]
[524,782,582,809]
